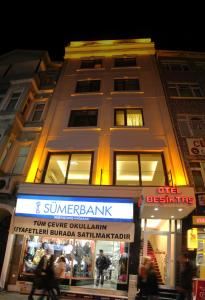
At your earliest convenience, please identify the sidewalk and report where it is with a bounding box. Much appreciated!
[0,291,36,299]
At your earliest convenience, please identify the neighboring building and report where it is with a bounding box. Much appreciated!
[157,50,205,278]
[1,40,196,297]
[0,50,62,288]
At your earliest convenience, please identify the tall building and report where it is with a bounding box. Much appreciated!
[157,50,205,278]
[0,40,196,297]
[0,50,62,288]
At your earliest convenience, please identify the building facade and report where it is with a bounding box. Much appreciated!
[157,50,205,279]
[0,50,62,289]
[0,41,196,297]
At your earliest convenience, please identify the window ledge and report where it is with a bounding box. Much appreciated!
[111,91,144,95]
[111,66,141,70]
[76,67,105,72]
[110,126,149,131]
[170,96,205,99]
[63,127,101,132]
[70,92,104,96]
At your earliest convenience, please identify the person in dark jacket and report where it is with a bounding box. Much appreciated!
[146,261,159,300]
[95,249,107,287]
[177,253,194,300]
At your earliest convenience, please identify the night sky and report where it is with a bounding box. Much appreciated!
[0,2,205,61]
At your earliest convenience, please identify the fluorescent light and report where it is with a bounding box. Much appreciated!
[117,161,158,181]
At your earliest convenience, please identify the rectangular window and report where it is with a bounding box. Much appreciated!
[44,152,93,185]
[80,59,102,69]
[114,79,140,91]
[5,91,22,111]
[13,145,31,174]
[190,162,205,192]
[68,109,98,127]
[30,103,45,122]
[162,62,190,72]
[114,57,136,67]
[114,108,143,126]
[75,80,100,93]
[114,152,167,186]
[177,115,205,137]
[168,83,203,98]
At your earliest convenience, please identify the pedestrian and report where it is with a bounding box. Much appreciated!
[28,255,48,300]
[145,260,159,300]
[38,254,60,300]
[95,249,107,287]
[137,256,151,299]
[176,253,194,300]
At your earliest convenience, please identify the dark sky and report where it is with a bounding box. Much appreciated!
[0,2,204,61]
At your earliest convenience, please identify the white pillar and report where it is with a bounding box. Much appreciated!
[0,233,15,290]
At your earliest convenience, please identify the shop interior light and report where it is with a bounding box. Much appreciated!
[117,161,158,181]
[154,207,159,211]
[151,215,155,218]
[178,208,183,212]
[171,216,174,218]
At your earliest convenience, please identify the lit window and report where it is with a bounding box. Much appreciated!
[115,109,143,126]
[44,153,93,185]
[115,153,166,186]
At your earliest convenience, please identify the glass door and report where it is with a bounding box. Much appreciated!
[141,219,175,287]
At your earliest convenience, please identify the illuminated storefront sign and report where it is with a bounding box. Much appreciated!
[187,228,198,249]
[11,217,134,242]
[141,186,195,206]
[187,138,205,155]
[15,194,133,222]
[193,216,205,225]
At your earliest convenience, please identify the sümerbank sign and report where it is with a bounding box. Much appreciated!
[16,194,133,222]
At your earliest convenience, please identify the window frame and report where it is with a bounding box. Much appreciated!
[114,78,140,92]
[114,57,137,68]
[168,82,203,98]
[42,151,94,185]
[113,151,168,186]
[29,101,46,122]
[80,59,103,69]
[68,109,98,127]
[177,114,205,137]
[4,90,23,111]
[75,79,101,93]
[190,161,205,192]
[114,108,144,127]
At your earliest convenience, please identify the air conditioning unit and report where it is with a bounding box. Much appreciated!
[0,177,15,194]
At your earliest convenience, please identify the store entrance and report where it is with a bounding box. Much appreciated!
[20,236,129,291]
[141,219,176,288]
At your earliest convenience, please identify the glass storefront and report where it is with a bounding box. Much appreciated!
[19,235,129,289]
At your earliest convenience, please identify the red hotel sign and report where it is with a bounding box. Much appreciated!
[143,186,195,205]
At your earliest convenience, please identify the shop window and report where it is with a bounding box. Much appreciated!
[43,152,93,185]
[68,109,98,127]
[80,59,102,69]
[114,78,140,91]
[20,236,129,288]
[75,80,100,93]
[114,57,137,68]
[114,108,143,126]
[114,152,167,186]
[13,144,31,175]
[190,161,205,192]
